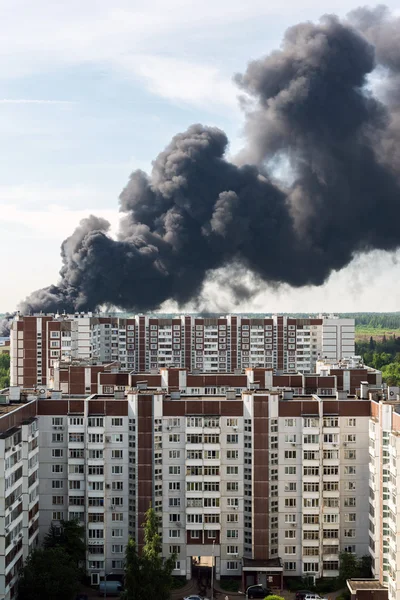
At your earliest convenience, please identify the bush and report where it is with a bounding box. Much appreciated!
[171,576,186,589]
[284,576,315,592]
[315,577,342,594]
[219,577,240,592]
[336,592,351,600]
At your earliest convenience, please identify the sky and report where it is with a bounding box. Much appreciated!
[2,0,400,314]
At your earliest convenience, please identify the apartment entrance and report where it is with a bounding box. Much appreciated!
[191,556,213,594]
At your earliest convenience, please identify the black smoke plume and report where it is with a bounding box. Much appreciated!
[20,7,400,314]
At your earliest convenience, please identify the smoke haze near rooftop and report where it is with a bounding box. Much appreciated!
[19,6,400,315]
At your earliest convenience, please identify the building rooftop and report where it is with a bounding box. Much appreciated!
[0,403,27,416]
[347,579,387,593]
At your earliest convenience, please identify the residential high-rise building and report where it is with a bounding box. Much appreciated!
[0,374,383,597]
[10,313,355,388]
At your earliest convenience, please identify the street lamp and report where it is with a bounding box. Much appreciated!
[211,540,215,600]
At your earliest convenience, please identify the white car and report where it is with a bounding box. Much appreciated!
[183,596,210,600]
[304,595,328,600]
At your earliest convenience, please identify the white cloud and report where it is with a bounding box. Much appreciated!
[0,184,120,240]
[4,0,396,110]
[122,54,239,114]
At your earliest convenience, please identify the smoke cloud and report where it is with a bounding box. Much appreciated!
[20,7,400,314]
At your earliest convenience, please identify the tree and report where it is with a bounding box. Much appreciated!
[339,551,358,586]
[0,352,10,388]
[358,554,372,578]
[122,506,176,600]
[18,546,79,600]
[43,518,86,572]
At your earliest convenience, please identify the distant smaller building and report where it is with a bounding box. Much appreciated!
[0,337,10,355]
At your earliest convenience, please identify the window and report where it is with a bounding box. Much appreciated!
[285,434,297,443]
[112,513,123,522]
[284,450,296,459]
[112,560,124,569]
[88,449,103,459]
[227,482,238,492]
[345,513,356,522]
[227,434,238,444]
[285,482,297,492]
[344,497,356,507]
[303,434,319,444]
[226,513,238,523]
[112,418,123,427]
[344,466,356,475]
[169,482,180,491]
[227,561,239,570]
[52,417,63,426]
[227,545,239,554]
[88,433,103,444]
[88,529,104,539]
[112,465,123,475]
[52,433,64,443]
[52,480,63,489]
[112,434,123,443]
[88,417,104,428]
[52,496,64,505]
[284,562,296,571]
[227,418,238,427]
[285,514,296,523]
[226,466,239,475]
[227,530,238,538]
[285,530,296,539]
[344,529,356,538]
[169,450,180,459]
[112,450,123,459]
[344,481,356,491]
[285,498,297,507]
[346,418,356,427]
[169,434,180,443]
[344,449,356,460]
[227,450,238,460]
[284,546,296,554]
[169,530,181,538]
[304,562,319,572]
[112,529,123,538]
[111,545,123,553]
[52,465,63,473]
[111,482,123,491]
[284,419,296,427]
[169,466,181,475]
[285,466,297,475]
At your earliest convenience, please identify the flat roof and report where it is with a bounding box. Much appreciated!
[347,579,387,592]
[0,404,26,416]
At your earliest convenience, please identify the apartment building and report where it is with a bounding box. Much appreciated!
[37,395,130,587]
[0,399,40,600]
[10,314,355,388]
[32,385,373,588]
[368,394,400,600]
[1,369,393,597]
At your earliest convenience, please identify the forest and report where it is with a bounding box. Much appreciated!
[356,335,400,386]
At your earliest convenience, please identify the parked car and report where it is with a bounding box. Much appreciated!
[304,595,328,600]
[98,580,123,597]
[183,596,209,600]
[295,591,314,600]
[246,584,273,599]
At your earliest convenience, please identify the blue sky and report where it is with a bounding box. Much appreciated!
[2,0,400,313]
